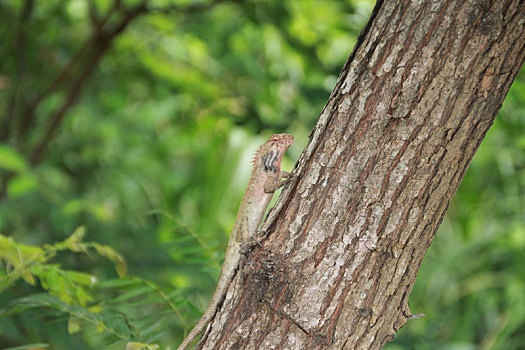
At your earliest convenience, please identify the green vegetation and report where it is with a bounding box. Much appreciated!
[0,0,523,349]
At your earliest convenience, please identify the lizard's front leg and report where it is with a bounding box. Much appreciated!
[264,172,292,193]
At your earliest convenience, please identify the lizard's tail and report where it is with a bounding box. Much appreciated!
[177,310,211,350]
[177,252,239,350]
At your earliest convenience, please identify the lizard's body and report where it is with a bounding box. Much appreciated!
[177,134,294,350]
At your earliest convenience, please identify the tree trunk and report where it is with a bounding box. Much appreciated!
[197,0,525,349]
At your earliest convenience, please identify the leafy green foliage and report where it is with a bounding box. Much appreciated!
[7,294,133,339]
[0,0,524,349]
[0,229,130,337]
[0,229,179,349]
[0,227,122,296]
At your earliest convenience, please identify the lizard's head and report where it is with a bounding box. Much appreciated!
[256,133,294,173]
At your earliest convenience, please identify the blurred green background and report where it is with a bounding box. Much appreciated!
[0,0,523,349]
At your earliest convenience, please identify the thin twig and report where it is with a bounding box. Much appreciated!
[147,0,230,14]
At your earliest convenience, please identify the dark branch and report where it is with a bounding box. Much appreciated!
[28,0,238,166]
[147,0,235,14]
[0,0,34,143]
[27,0,122,112]
[29,2,149,166]
[2,0,235,200]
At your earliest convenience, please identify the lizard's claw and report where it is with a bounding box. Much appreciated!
[281,171,291,179]
[282,172,298,188]
[239,230,268,256]
[255,229,269,243]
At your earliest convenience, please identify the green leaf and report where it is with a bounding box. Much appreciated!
[20,271,36,286]
[65,226,86,246]
[0,234,16,258]
[18,244,44,260]
[93,243,127,277]
[7,293,136,340]
[7,249,37,286]
[68,314,82,334]
[65,226,89,253]
[75,286,88,307]
[94,277,140,289]
[37,265,77,305]
[7,174,37,197]
[112,285,151,303]
[63,270,97,287]
[0,145,28,172]
[126,342,160,350]
[2,344,50,350]
[45,268,62,292]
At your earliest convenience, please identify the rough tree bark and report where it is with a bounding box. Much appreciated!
[195,0,525,349]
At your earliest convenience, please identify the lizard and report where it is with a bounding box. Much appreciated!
[177,133,294,350]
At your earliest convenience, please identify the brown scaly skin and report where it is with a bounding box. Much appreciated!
[177,133,294,350]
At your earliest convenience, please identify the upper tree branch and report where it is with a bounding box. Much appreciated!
[0,0,34,143]
[0,0,237,201]
[29,1,149,166]
[28,0,236,166]
[26,0,120,113]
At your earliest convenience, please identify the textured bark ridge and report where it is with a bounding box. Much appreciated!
[198,1,525,349]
